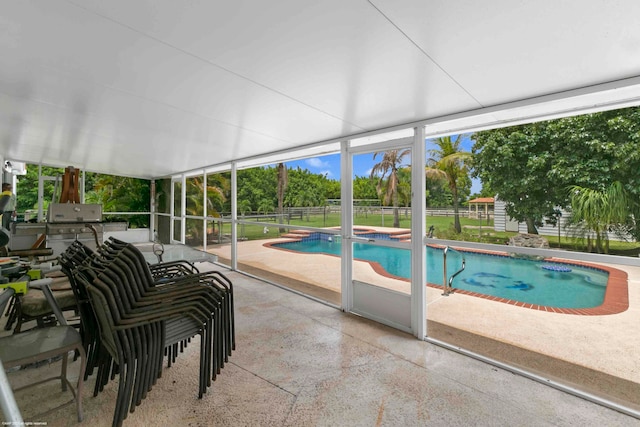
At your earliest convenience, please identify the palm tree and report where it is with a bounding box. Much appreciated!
[568,181,630,253]
[257,199,274,216]
[276,163,288,233]
[205,174,230,217]
[426,135,472,233]
[370,149,411,228]
[237,199,252,217]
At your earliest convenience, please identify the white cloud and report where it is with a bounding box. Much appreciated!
[305,157,329,169]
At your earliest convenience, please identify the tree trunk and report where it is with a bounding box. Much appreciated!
[525,218,538,234]
[393,186,400,228]
[323,206,326,227]
[452,190,461,233]
[276,163,288,233]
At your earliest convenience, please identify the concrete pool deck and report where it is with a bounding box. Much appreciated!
[207,236,640,410]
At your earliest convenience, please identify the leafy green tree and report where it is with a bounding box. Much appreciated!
[84,173,150,227]
[352,175,378,219]
[353,176,378,201]
[473,124,559,234]
[473,181,494,199]
[426,136,472,233]
[473,106,640,237]
[16,165,66,216]
[83,186,117,211]
[238,164,337,225]
[370,149,411,228]
[324,179,341,200]
[237,167,276,214]
[288,168,328,208]
[284,167,327,221]
[426,177,452,208]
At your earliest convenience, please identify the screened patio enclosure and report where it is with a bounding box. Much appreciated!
[1,0,640,419]
[153,121,639,417]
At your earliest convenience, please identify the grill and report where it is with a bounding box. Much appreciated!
[46,204,103,255]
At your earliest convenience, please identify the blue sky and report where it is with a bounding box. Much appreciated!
[285,134,482,194]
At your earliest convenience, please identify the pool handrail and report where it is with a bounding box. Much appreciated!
[442,246,466,296]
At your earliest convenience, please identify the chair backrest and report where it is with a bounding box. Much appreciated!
[58,243,98,328]
[72,267,119,360]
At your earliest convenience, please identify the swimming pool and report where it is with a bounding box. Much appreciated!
[271,233,610,309]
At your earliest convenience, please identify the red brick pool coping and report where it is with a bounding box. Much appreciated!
[265,235,629,315]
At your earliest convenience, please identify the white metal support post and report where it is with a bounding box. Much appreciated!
[411,126,427,338]
[149,180,155,242]
[202,169,207,250]
[0,359,22,424]
[169,178,175,243]
[180,174,186,244]
[37,164,44,222]
[340,140,353,311]
[231,162,238,271]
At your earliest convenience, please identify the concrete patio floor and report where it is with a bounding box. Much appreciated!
[2,266,638,426]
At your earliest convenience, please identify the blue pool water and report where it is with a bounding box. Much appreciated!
[273,233,608,309]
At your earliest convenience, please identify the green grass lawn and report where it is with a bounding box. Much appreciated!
[217,213,497,242]
[204,212,640,257]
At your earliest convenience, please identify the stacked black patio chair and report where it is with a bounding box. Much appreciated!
[58,240,206,388]
[58,241,104,386]
[58,238,234,427]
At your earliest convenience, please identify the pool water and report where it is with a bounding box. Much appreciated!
[273,235,608,309]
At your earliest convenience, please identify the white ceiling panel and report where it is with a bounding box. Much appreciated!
[71,0,481,128]
[372,0,640,105]
[0,1,639,178]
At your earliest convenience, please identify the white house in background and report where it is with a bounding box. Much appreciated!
[494,198,633,242]
[494,198,571,237]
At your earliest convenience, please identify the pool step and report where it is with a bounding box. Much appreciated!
[280,230,312,239]
[391,233,412,242]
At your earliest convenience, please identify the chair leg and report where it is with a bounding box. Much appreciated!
[61,352,68,392]
[76,345,86,422]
